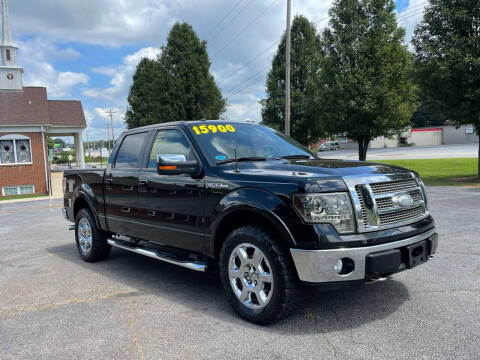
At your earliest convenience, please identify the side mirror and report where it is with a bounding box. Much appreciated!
[156,154,200,176]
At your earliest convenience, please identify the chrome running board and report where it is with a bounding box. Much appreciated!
[107,238,207,272]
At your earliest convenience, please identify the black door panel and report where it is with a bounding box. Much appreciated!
[136,128,206,253]
[104,131,149,236]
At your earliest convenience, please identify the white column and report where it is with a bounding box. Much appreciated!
[75,131,85,168]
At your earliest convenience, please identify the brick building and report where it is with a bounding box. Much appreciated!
[0,0,86,197]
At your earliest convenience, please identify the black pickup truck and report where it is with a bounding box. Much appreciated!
[62,120,437,324]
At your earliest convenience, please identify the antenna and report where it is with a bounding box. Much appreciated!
[234,148,239,173]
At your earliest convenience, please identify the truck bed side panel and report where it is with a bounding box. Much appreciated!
[63,169,108,231]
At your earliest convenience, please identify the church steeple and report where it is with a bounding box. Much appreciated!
[1,0,23,90]
[2,0,14,47]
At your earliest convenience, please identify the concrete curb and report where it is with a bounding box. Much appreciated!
[0,195,62,205]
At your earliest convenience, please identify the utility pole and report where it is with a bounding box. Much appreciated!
[106,108,117,147]
[104,117,111,154]
[86,132,90,157]
[285,0,292,136]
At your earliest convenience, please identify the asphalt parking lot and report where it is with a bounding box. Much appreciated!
[1,187,479,360]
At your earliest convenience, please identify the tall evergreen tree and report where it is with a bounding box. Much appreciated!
[125,58,163,129]
[126,22,226,128]
[261,15,324,145]
[412,0,480,177]
[317,0,416,160]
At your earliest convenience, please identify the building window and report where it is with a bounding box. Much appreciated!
[0,135,32,165]
[2,185,35,196]
[6,49,11,62]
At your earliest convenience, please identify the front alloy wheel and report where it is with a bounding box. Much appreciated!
[220,225,298,325]
[228,243,274,310]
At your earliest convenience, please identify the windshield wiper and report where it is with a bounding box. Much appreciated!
[216,156,267,165]
[279,154,311,159]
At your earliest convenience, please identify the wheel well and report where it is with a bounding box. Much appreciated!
[213,209,291,259]
[73,197,90,219]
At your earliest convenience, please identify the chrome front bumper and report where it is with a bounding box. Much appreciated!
[290,228,437,283]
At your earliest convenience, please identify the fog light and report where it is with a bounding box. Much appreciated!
[334,258,355,276]
[334,259,343,274]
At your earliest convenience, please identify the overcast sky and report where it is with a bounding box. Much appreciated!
[6,0,426,140]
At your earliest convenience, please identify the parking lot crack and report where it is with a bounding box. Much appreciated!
[0,290,141,317]
[128,299,145,360]
[322,333,338,360]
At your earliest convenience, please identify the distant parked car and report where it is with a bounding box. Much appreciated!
[317,141,339,151]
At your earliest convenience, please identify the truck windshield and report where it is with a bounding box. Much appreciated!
[187,123,315,165]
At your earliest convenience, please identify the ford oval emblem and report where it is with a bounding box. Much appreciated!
[397,194,414,208]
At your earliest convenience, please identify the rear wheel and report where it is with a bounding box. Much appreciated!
[220,225,298,324]
[75,208,111,262]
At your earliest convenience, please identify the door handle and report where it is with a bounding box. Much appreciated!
[121,207,131,213]
[106,178,113,184]
[147,210,156,217]
[139,180,148,186]
[122,185,134,191]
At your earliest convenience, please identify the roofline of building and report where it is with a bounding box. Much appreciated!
[0,124,87,129]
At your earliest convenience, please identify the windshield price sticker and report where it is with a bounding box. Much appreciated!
[192,124,236,135]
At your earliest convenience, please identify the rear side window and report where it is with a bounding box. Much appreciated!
[115,132,148,169]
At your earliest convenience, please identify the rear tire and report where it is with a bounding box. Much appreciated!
[75,208,111,262]
[219,225,298,325]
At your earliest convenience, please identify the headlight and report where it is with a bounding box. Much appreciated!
[293,193,355,234]
[416,176,429,212]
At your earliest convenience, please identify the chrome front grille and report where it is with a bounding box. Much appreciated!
[370,179,418,194]
[355,185,368,226]
[376,190,423,210]
[344,173,429,233]
[379,206,425,226]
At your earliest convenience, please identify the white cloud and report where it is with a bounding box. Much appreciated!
[17,38,88,98]
[90,66,117,77]
[82,46,161,102]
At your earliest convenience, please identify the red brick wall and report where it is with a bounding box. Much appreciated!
[0,132,49,196]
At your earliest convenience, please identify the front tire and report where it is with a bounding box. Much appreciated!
[219,225,298,325]
[75,208,111,262]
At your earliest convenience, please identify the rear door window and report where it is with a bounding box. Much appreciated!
[114,132,148,169]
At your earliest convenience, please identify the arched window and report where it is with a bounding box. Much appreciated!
[0,134,32,165]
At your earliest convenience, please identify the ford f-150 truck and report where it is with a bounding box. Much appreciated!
[62,120,438,324]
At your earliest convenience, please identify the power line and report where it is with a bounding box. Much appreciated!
[397,2,427,21]
[205,0,245,40]
[220,42,277,88]
[226,70,269,99]
[398,9,425,22]
[397,1,427,16]
[225,5,426,102]
[212,0,280,59]
[208,0,256,43]
[225,67,268,95]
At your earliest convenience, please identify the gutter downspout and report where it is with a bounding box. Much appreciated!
[40,125,49,194]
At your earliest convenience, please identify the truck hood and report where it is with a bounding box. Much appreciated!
[232,158,411,179]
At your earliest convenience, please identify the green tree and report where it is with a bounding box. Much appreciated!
[412,0,480,177]
[410,102,447,128]
[317,0,417,160]
[261,15,324,145]
[52,138,65,148]
[47,137,54,150]
[125,58,163,129]
[126,22,226,128]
